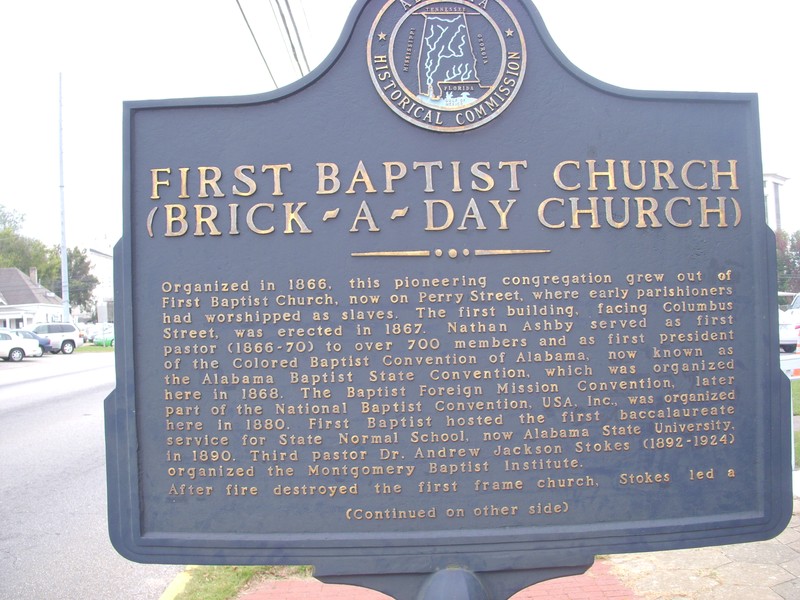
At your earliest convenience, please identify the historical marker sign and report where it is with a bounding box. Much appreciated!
[106,0,791,597]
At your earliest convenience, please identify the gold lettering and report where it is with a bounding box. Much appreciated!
[346,160,377,194]
[179,167,190,199]
[151,168,171,200]
[651,160,678,190]
[570,197,601,229]
[413,161,443,193]
[587,159,616,191]
[261,163,292,196]
[498,160,527,191]
[198,166,224,198]
[194,205,222,236]
[165,204,189,237]
[621,160,646,191]
[317,163,340,195]
[457,198,487,230]
[699,196,729,228]
[284,202,312,234]
[425,199,454,231]
[489,199,515,230]
[665,197,692,227]
[232,165,257,197]
[635,197,662,228]
[350,201,380,232]
[383,161,407,193]
[246,203,275,235]
[603,197,629,229]
[711,160,739,190]
[470,161,494,192]
[539,197,565,229]
[681,160,708,190]
[553,160,580,191]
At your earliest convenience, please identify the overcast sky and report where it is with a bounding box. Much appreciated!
[1,0,797,249]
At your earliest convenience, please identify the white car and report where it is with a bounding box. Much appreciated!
[0,330,41,362]
[785,294,800,322]
[779,310,799,353]
[30,322,84,354]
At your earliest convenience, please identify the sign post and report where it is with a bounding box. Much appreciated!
[106,2,791,598]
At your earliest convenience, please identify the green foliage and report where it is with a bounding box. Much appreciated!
[76,343,113,353]
[0,203,99,311]
[175,566,311,600]
[37,247,100,311]
[792,381,799,466]
[0,229,50,270]
[776,229,800,295]
[0,205,24,231]
[796,431,800,468]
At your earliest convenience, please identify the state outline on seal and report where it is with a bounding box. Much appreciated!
[368,0,527,132]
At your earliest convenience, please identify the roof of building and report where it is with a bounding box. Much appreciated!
[0,268,62,306]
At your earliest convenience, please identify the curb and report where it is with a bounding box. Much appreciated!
[159,565,197,600]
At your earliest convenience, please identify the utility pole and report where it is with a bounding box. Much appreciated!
[59,73,70,322]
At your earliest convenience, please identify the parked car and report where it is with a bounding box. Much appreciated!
[0,330,41,362]
[785,293,800,321]
[30,322,84,354]
[94,325,115,347]
[12,329,52,355]
[85,323,103,343]
[779,310,799,353]
[87,323,114,344]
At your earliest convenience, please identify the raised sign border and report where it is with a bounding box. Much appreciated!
[106,0,792,590]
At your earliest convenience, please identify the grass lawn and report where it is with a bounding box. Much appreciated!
[175,566,311,600]
[796,432,800,468]
[75,343,113,353]
[794,379,800,416]
[792,380,800,466]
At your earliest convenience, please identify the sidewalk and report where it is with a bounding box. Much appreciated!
[236,495,800,600]
[237,559,635,599]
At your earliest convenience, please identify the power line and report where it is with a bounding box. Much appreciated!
[235,0,279,88]
[268,0,295,77]
[272,0,306,77]
[296,0,311,33]
[284,0,310,74]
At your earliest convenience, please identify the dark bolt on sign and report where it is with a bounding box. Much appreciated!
[106,1,791,598]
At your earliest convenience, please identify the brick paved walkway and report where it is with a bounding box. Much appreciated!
[237,559,639,600]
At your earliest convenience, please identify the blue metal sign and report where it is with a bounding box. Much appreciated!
[106,1,791,598]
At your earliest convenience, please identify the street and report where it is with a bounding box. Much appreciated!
[0,352,182,600]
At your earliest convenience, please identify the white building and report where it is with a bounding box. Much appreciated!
[88,246,114,323]
[0,267,63,329]
[765,173,790,231]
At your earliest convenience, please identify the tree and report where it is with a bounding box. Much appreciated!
[0,202,100,311]
[775,229,800,297]
[0,229,51,270]
[0,204,23,231]
[38,247,100,312]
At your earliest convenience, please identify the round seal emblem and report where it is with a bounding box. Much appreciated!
[367,0,526,132]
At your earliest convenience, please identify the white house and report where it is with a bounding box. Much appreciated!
[0,267,63,329]
[88,246,114,323]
